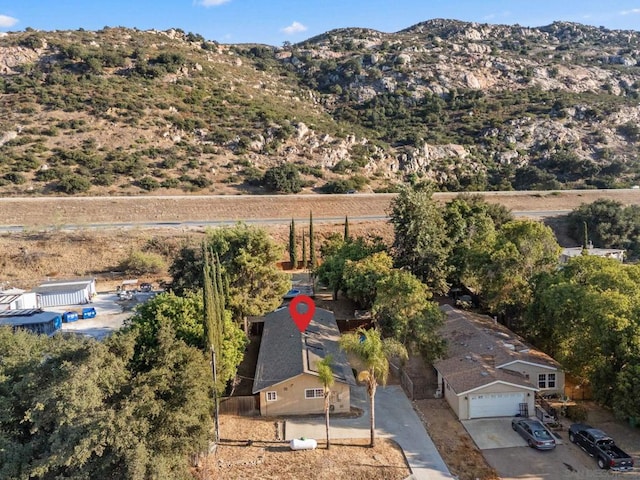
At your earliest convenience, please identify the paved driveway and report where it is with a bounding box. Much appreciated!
[462,418,527,449]
[464,418,615,480]
[286,384,453,480]
[483,444,607,480]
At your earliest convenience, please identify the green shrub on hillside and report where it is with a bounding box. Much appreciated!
[262,163,303,193]
[119,250,166,275]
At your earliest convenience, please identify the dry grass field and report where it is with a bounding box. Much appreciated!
[1,189,640,228]
[3,189,640,289]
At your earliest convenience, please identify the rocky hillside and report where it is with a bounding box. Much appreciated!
[1,20,639,195]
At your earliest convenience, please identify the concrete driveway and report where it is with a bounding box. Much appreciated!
[286,384,454,480]
[463,417,564,450]
[462,418,527,449]
[464,418,606,480]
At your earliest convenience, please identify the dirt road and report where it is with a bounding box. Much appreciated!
[2,190,640,228]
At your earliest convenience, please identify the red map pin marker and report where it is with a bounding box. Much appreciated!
[289,295,316,333]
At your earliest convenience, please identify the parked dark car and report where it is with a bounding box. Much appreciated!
[569,423,634,471]
[139,282,153,292]
[511,418,556,450]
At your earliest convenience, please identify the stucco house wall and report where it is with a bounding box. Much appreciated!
[258,373,350,416]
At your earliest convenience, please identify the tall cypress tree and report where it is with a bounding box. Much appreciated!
[309,211,316,269]
[202,245,221,354]
[344,215,350,242]
[289,218,298,269]
[202,244,223,441]
[302,228,307,269]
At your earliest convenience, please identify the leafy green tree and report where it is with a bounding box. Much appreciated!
[317,355,334,450]
[613,364,640,423]
[524,256,640,408]
[389,185,452,295]
[568,199,640,259]
[0,324,213,480]
[340,328,407,447]
[372,269,445,362]
[169,224,289,332]
[480,219,560,323]
[443,195,500,290]
[126,290,246,393]
[262,163,303,193]
[316,236,386,300]
[342,251,393,309]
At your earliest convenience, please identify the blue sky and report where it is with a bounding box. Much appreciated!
[0,1,639,46]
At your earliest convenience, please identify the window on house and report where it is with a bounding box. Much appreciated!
[305,388,324,399]
[266,391,277,401]
[538,373,556,389]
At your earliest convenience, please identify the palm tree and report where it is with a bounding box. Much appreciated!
[317,355,334,449]
[339,327,407,447]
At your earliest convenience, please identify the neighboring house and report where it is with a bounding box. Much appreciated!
[252,306,355,416]
[33,277,96,307]
[560,242,625,264]
[0,288,38,310]
[434,305,564,420]
[0,309,62,336]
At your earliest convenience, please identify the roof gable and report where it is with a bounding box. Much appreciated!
[252,306,355,393]
[435,305,561,392]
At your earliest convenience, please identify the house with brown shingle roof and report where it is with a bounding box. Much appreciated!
[252,306,356,416]
[434,305,564,420]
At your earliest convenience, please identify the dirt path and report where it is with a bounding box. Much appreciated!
[2,190,640,227]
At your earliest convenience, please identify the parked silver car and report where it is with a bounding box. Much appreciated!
[511,418,556,450]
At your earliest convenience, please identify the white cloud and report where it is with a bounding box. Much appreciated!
[620,8,640,15]
[196,0,231,7]
[482,11,511,22]
[281,21,307,35]
[0,14,18,28]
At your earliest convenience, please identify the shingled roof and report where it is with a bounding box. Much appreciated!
[434,305,560,394]
[252,306,355,394]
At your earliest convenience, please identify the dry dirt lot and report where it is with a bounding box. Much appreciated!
[414,398,499,480]
[0,221,393,290]
[198,415,411,480]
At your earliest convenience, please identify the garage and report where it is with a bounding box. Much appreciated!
[469,392,526,419]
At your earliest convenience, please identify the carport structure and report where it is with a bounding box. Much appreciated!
[434,305,563,420]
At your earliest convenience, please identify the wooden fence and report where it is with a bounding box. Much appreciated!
[219,395,259,416]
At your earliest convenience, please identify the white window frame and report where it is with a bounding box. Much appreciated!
[305,388,324,399]
[266,391,277,401]
[538,373,556,389]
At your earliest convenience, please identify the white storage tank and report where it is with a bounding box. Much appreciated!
[290,438,317,450]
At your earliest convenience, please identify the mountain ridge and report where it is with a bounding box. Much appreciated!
[0,19,639,195]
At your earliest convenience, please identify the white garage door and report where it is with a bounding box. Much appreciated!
[468,392,525,418]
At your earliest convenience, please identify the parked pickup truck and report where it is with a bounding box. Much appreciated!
[569,423,634,471]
